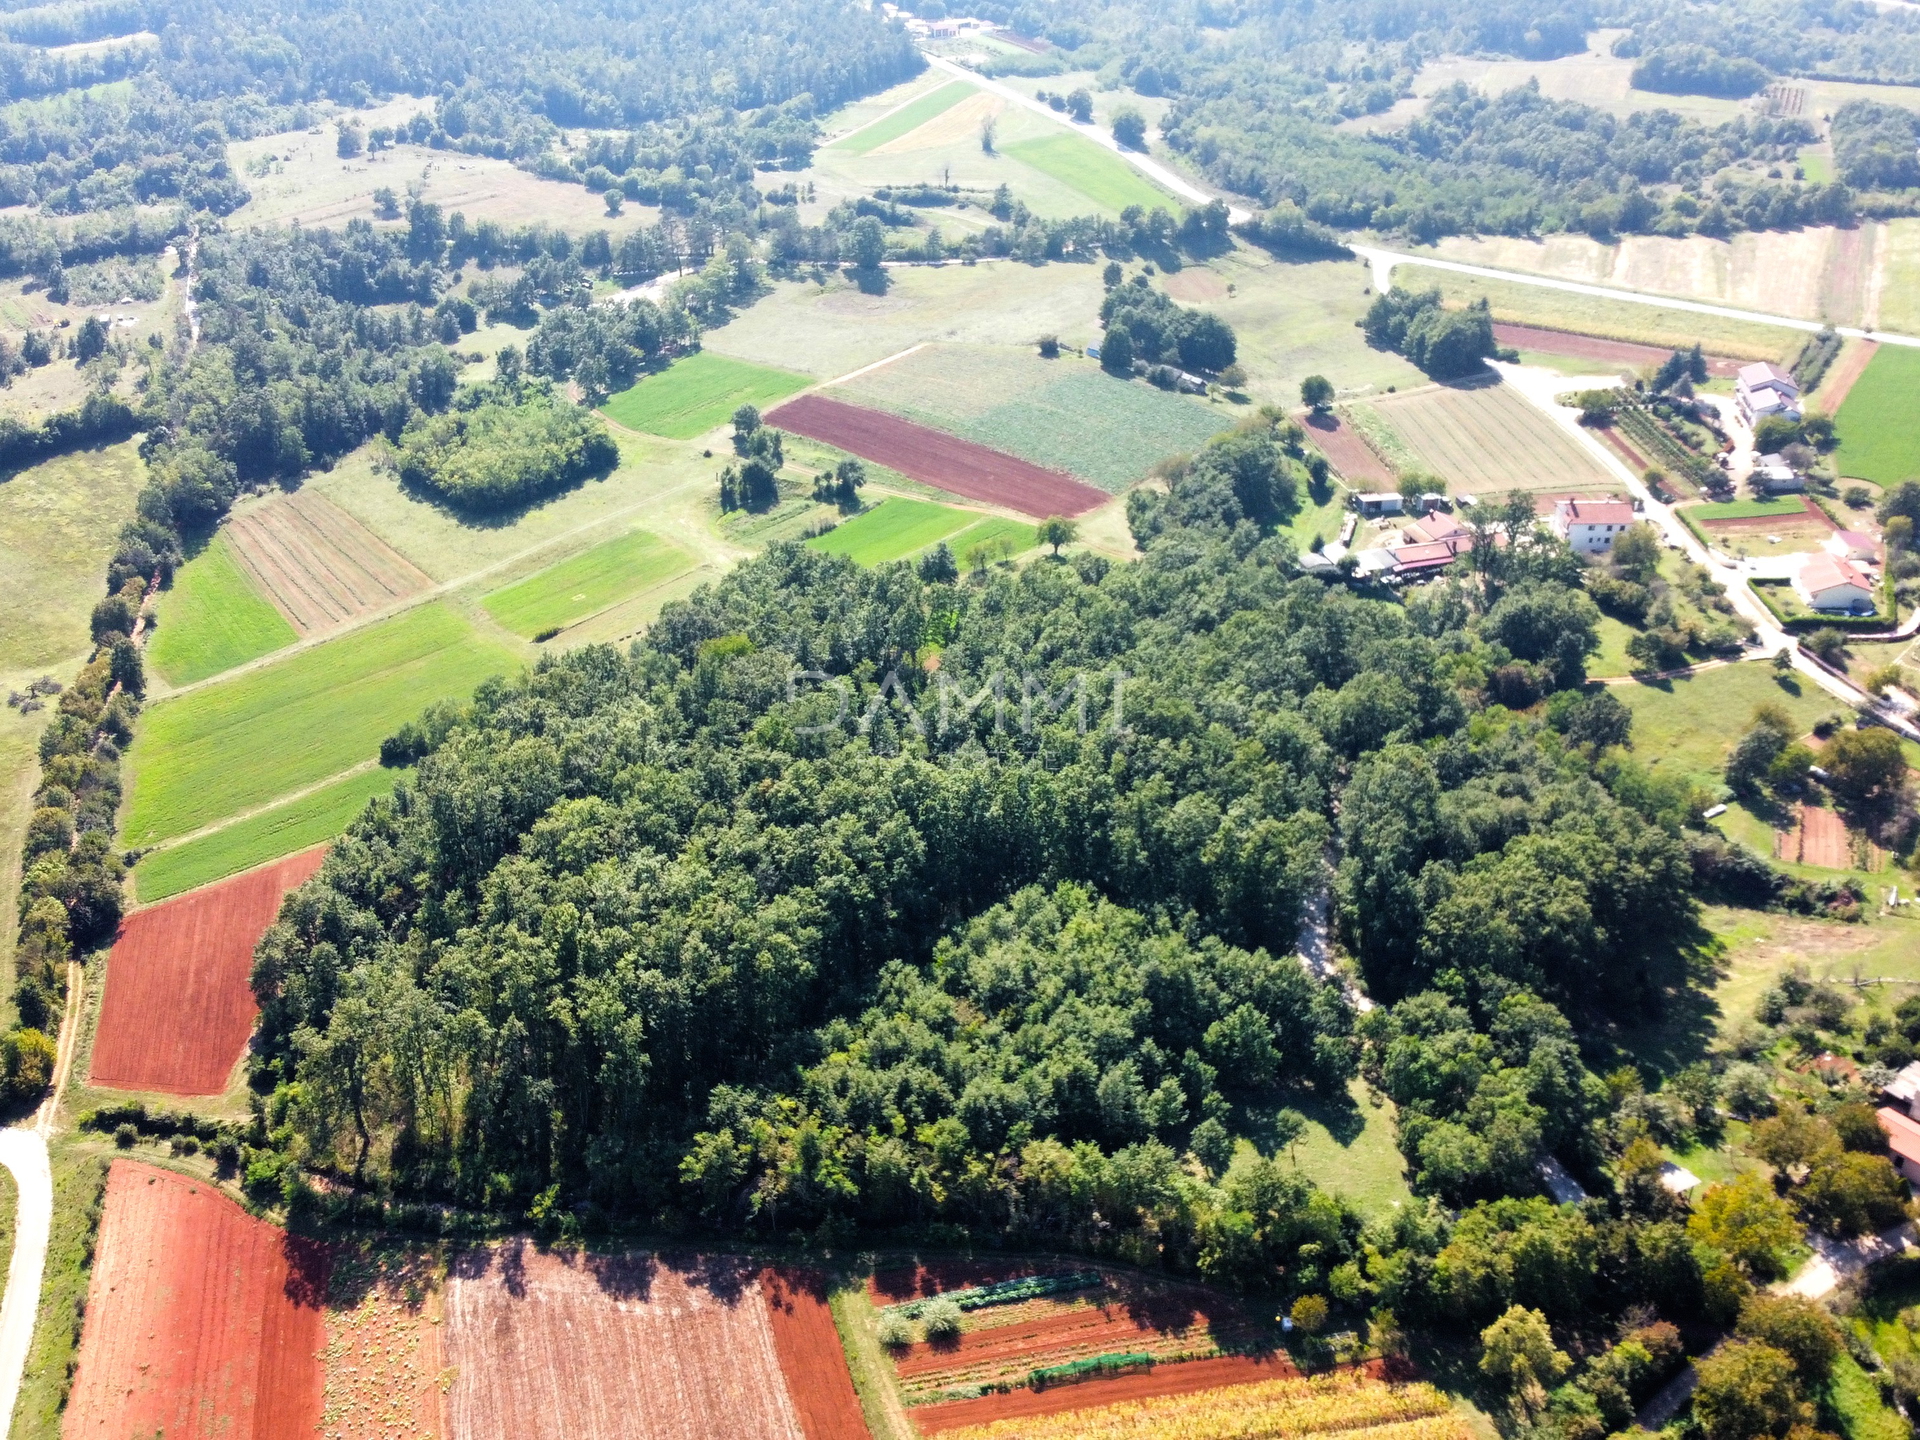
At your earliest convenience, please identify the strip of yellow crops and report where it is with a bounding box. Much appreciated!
[939,1373,1469,1440]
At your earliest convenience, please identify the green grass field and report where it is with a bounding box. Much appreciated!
[948,516,1038,567]
[840,345,1229,491]
[133,764,402,903]
[1001,133,1175,214]
[808,498,978,564]
[833,80,974,154]
[1686,497,1812,520]
[146,531,297,686]
[1610,662,1839,792]
[1275,1078,1412,1222]
[123,602,519,846]
[481,529,692,638]
[600,352,811,439]
[1836,345,1920,485]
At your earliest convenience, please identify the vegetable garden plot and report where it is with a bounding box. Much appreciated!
[226,488,431,634]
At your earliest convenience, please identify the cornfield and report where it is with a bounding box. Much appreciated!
[939,1372,1473,1440]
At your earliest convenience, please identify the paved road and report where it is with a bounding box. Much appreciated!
[0,1129,49,1433]
[1354,244,1920,350]
[917,52,1254,224]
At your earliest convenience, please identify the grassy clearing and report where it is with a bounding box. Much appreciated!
[1822,1351,1909,1440]
[481,528,692,638]
[808,499,977,564]
[1836,345,1920,485]
[146,531,298,687]
[1398,263,1799,362]
[948,516,1038,567]
[835,80,975,154]
[132,764,401,904]
[1280,1077,1412,1221]
[0,440,148,673]
[840,344,1229,491]
[123,602,520,847]
[12,1140,110,1440]
[999,133,1175,213]
[1611,662,1840,793]
[601,351,810,439]
[1373,379,1618,494]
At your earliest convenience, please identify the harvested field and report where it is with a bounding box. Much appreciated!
[227,489,432,634]
[767,394,1108,517]
[320,1251,448,1440]
[91,846,326,1094]
[930,1370,1469,1440]
[834,80,976,154]
[443,1245,848,1440]
[1373,378,1619,494]
[1302,412,1393,482]
[874,90,1004,154]
[1492,322,1742,377]
[66,1160,329,1440]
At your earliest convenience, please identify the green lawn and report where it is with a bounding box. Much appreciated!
[1823,1352,1909,1440]
[1685,498,1809,521]
[146,531,298,686]
[123,602,520,846]
[949,516,1038,568]
[833,80,975,154]
[481,529,693,638]
[1275,1078,1412,1222]
[133,764,403,903]
[1610,662,1840,792]
[1836,345,1920,485]
[600,352,811,439]
[1001,133,1177,215]
[808,498,978,565]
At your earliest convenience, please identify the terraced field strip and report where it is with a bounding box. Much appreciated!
[834,79,976,154]
[227,489,432,633]
[913,1353,1307,1433]
[1303,412,1392,483]
[929,1370,1470,1440]
[443,1246,809,1440]
[1373,379,1619,493]
[1491,322,1743,377]
[93,846,326,1094]
[66,1161,329,1439]
[768,394,1109,517]
[123,601,519,846]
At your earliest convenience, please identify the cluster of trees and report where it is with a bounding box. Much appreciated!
[395,385,619,511]
[1362,288,1497,379]
[1126,412,1311,541]
[1832,100,1920,193]
[1629,45,1772,99]
[0,86,254,215]
[717,405,785,512]
[1099,274,1237,375]
[1614,0,1920,92]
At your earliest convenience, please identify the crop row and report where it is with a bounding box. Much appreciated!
[1614,406,1718,488]
[886,1270,1103,1318]
[938,1373,1464,1440]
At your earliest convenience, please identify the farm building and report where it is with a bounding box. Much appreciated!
[1751,454,1805,495]
[1735,361,1802,425]
[1551,498,1637,555]
[1877,1106,1920,1182]
[1882,1060,1920,1115]
[1355,493,1403,518]
[1795,553,1877,612]
[1404,511,1468,547]
[1826,529,1879,562]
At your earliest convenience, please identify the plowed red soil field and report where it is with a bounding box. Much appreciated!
[66,1160,329,1440]
[766,394,1109,518]
[912,1352,1331,1433]
[1493,323,1741,377]
[444,1245,852,1440]
[91,846,326,1095]
[1304,412,1392,483]
[761,1269,871,1440]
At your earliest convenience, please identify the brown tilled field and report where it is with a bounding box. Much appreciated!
[91,846,326,1095]
[227,489,431,633]
[1493,322,1742,377]
[443,1245,834,1440]
[1776,803,1875,870]
[66,1160,329,1440]
[767,394,1109,517]
[319,1251,449,1440]
[912,1353,1316,1433]
[1303,412,1393,483]
[761,1269,872,1440]
[1812,339,1878,412]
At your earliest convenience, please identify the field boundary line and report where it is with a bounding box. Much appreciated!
[128,759,379,874]
[918,51,1251,223]
[540,559,717,644]
[1359,245,1920,348]
[827,76,968,150]
[823,343,929,389]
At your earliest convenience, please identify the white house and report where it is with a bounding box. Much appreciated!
[1551,498,1637,555]
[1735,362,1802,425]
[1884,1060,1920,1116]
[1880,1106,1920,1182]
[1827,529,1879,563]
[1795,553,1876,613]
[1751,453,1804,495]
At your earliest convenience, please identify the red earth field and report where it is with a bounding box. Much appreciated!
[443,1245,867,1440]
[91,846,326,1095]
[66,1160,329,1440]
[1777,803,1860,869]
[912,1353,1333,1433]
[1304,412,1392,483]
[1492,322,1742,377]
[767,394,1109,518]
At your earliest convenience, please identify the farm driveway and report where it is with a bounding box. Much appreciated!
[0,1128,50,1432]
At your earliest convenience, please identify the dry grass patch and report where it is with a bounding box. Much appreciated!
[1372,377,1619,494]
[226,489,432,634]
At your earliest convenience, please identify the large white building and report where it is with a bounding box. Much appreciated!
[1735,362,1802,425]
[1551,498,1636,555]
[1795,553,1876,613]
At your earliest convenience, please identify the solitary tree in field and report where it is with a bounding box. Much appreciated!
[336,120,364,158]
[1111,108,1146,149]
[1039,517,1077,556]
[980,115,997,154]
[1300,374,1334,412]
[1102,260,1122,289]
[850,215,887,271]
[1066,88,1093,122]
[604,188,624,217]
